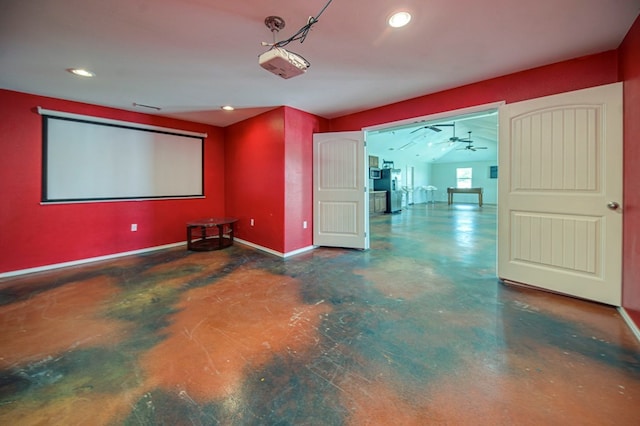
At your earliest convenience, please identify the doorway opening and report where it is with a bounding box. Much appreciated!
[364,105,500,218]
[364,105,500,284]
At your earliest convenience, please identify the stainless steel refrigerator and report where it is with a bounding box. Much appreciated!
[373,168,402,213]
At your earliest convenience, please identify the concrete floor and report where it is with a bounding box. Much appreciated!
[1,204,639,425]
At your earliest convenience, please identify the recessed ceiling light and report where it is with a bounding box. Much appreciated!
[67,68,95,77]
[388,11,411,28]
[221,105,235,111]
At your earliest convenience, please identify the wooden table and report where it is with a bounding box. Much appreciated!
[186,217,238,251]
[447,187,483,207]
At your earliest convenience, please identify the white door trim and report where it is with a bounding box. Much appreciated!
[363,101,505,133]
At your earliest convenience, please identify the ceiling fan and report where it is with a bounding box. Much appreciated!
[411,122,469,146]
[456,132,488,151]
[409,123,454,134]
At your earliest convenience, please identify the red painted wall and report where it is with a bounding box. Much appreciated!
[0,89,224,274]
[620,15,640,326]
[224,108,287,252]
[283,107,328,252]
[224,107,328,254]
[329,51,619,132]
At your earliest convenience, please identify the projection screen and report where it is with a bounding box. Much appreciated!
[40,108,205,202]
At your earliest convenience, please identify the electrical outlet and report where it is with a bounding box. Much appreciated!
[303,221,307,229]
[131,224,137,232]
[250,219,254,226]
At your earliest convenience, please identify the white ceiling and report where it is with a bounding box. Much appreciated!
[1,0,638,131]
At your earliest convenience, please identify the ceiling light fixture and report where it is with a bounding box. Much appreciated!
[221,105,235,111]
[67,68,95,77]
[388,11,411,28]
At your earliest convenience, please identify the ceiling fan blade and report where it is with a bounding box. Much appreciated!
[474,146,488,149]
[411,122,455,134]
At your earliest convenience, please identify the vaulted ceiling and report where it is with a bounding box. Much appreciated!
[366,110,499,164]
[1,0,638,135]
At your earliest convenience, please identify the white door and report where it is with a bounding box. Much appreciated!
[313,132,369,249]
[498,83,623,305]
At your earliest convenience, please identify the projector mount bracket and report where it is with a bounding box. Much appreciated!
[265,16,286,44]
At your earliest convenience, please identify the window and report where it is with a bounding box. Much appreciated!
[456,167,472,188]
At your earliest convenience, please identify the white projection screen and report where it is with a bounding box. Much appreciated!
[41,110,205,202]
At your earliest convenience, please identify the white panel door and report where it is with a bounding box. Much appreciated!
[313,132,369,249]
[498,83,623,305]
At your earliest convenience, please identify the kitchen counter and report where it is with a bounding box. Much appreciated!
[369,191,387,215]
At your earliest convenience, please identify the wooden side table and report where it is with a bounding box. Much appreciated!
[186,218,238,251]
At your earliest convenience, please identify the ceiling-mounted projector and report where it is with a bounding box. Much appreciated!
[259,47,308,79]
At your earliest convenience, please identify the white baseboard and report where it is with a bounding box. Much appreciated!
[0,240,316,279]
[0,242,186,279]
[618,307,640,343]
[234,238,315,258]
[284,245,316,258]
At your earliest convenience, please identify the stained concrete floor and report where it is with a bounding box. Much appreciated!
[1,203,639,425]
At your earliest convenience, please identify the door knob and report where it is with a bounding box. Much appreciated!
[607,201,620,210]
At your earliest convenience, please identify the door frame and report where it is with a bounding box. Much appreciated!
[363,101,504,235]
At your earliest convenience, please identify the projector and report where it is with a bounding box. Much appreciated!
[259,47,308,79]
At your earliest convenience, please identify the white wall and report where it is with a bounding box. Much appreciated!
[369,152,500,205]
[411,162,432,204]
[430,160,498,204]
